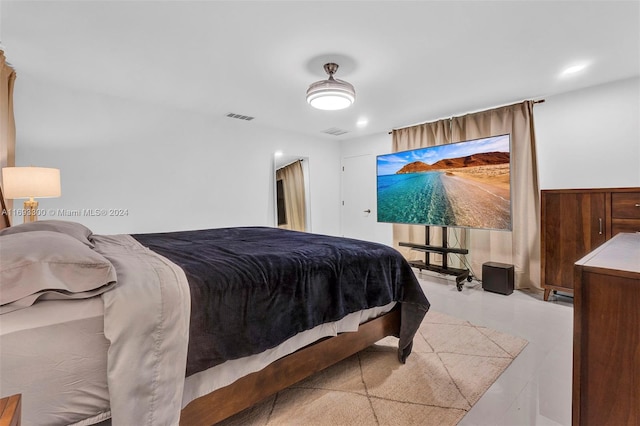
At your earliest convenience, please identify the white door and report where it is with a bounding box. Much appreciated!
[341,154,376,240]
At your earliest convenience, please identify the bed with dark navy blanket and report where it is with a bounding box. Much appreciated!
[132,226,430,377]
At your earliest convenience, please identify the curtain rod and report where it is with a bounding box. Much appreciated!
[388,99,546,134]
[276,158,304,170]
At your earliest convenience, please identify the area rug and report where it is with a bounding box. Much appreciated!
[218,311,528,426]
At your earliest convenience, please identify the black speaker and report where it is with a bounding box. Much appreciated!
[482,262,514,295]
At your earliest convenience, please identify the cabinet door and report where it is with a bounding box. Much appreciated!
[542,192,606,291]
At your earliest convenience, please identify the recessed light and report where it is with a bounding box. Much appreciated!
[560,62,589,77]
[356,118,368,128]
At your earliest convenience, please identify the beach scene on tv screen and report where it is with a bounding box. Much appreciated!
[377,134,511,230]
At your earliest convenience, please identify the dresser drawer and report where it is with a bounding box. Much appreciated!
[611,192,640,219]
[612,220,640,235]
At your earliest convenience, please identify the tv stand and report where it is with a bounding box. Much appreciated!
[399,226,472,291]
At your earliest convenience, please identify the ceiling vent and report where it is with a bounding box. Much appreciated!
[226,113,255,121]
[322,127,349,136]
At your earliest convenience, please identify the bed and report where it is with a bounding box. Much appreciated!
[0,220,430,425]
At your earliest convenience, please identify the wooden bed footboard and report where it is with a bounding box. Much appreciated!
[180,308,401,425]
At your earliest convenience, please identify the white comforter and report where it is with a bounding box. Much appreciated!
[93,235,191,426]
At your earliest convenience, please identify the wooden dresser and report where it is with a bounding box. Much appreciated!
[541,187,640,300]
[573,232,639,426]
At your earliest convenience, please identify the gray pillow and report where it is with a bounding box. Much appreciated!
[0,231,117,314]
[0,220,95,247]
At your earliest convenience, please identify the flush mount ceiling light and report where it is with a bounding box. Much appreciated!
[306,63,355,110]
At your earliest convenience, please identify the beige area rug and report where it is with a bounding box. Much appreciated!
[219,311,528,426]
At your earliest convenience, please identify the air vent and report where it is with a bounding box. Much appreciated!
[226,113,255,121]
[322,127,349,136]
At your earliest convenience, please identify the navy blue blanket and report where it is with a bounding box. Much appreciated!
[132,227,430,376]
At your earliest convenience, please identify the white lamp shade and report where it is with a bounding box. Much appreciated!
[307,91,355,110]
[306,75,356,111]
[2,167,61,199]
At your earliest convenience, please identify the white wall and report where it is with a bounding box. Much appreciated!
[12,74,639,237]
[341,76,640,246]
[340,131,393,245]
[13,75,342,236]
[535,76,640,189]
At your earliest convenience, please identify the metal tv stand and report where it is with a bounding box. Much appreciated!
[399,226,472,291]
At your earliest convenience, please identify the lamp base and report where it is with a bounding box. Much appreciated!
[24,199,38,223]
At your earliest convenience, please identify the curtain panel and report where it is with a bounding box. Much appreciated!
[0,50,16,228]
[276,160,306,232]
[391,101,540,289]
[391,119,463,268]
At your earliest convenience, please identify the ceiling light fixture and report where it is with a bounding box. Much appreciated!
[306,63,355,110]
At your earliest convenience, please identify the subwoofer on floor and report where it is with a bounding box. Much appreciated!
[482,262,514,295]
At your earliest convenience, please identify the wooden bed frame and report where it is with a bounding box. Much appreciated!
[180,308,401,425]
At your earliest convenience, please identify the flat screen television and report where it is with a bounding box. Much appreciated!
[377,134,512,231]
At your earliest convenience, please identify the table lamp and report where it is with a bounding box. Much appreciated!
[1,166,61,223]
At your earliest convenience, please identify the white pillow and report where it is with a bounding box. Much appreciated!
[0,231,117,314]
[0,220,95,247]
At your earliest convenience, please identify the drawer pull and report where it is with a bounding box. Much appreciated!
[635,203,640,207]
[599,218,603,235]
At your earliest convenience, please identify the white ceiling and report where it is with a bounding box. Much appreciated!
[1,0,639,141]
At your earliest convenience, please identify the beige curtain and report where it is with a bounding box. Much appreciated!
[276,160,306,232]
[392,101,540,289]
[392,119,465,267]
[0,49,16,229]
